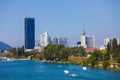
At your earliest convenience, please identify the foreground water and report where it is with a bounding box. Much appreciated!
[0,60,120,80]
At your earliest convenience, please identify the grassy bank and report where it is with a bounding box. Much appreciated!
[32,56,120,70]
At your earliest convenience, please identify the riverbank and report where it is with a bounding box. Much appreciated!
[2,56,120,70]
[32,56,120,71]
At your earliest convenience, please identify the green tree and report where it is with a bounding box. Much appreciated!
[105,42,110,60]
[92,50,102,64]
[81,58,88,67]
[112,38,119,59]
[69,46,85,56]
[44,44,66,61]
[112,38,118,52]
[118,44,120,50]
[59,48,69,61]
[102,60,110,69]
[88,56,96,68]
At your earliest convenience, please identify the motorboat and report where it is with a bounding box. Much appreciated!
[83,67,87,70]
[64,70,69,74]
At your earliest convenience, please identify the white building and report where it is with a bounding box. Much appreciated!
[40,30,51,47]
[81,35,95,48]
[104,38,119,48]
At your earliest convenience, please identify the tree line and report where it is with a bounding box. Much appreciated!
[6,38,120,69]
[87,38,120,69]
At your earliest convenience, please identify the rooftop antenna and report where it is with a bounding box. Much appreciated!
[83,29,86,36]
[83,24,86,36]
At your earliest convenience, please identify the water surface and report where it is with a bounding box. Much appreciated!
[0,60,120,80]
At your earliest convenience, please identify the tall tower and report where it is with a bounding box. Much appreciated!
[25,18,35,50]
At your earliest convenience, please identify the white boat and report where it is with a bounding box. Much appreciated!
[83,67,87,70]
[64,70,69,74]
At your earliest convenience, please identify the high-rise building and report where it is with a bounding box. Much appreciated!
[25,18,35,50]
[58,37,68,47]
[40,30,51,47]
[81,36,87,48]
[35,39,40,47]
[104,38,119,48]
[104,38,113,48]
[51,37,68,47]
[51,37,59,45]
[81,35,95,48]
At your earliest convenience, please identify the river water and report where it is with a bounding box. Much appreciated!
[0,60,120,80]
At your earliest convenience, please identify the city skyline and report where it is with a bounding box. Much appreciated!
[0,0,120,47]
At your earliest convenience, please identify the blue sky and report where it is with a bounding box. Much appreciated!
[0,0,120,47]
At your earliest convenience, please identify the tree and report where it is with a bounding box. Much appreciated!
[81,58,88,67]
[88,56,96,68]
[69,46,85,56]
[112,38,119,59]
[112,38,118,52]
[43,44,67,61]
[59,48,69,61]
[118,44,120,50]
[105,42,110,60]
[92,50,102,63]
[102,60,110,69]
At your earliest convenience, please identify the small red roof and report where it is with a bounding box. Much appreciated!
[85,48,95,51]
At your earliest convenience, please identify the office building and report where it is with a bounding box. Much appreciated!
[104,38,119,48]
[51,37,68,47]
[40,30,51,47]
[59,37,68,47]
[35,39,40,47]
[81,35,95,48]
[51,37,59,45]
[25,18,35,50]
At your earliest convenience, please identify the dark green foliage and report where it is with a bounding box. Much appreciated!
[69,46,85,56]
[103,60,110,69]
[44,44,69,61]
[88,56,96,68]
[81,58,88,67]
[111,38,120,60]
[44,44,85,61]
[9,46,25,58]
[106,42,110,59]
[91,50,102,63]
[112,38,118,52]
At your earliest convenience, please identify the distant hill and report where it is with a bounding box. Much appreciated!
[0,41,12,51]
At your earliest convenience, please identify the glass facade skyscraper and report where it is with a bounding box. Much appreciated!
[25,18,35,49]
[81,35,95,48]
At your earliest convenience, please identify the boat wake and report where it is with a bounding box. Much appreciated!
[58,65,62,68]
[64,70,77,78]
[69,73,77,77]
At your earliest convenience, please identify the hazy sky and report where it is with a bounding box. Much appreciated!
[0,0,120,47]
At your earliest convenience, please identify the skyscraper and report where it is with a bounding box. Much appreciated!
[51,37,68,47]
[40,30,51,47]
[81,35,95,48]
[25,18,35,50]
[58,37,68,47]
[104,38,119,48]
[104,38,113,48]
